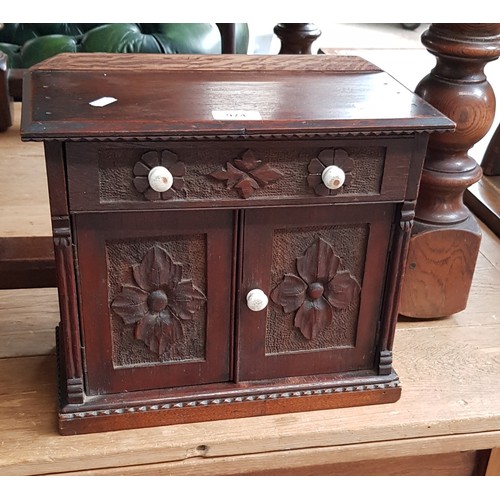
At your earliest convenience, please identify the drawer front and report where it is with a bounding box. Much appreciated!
[66,138,414,211]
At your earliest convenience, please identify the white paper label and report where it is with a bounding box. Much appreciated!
[89,97,117,107]
[212,110,262,120]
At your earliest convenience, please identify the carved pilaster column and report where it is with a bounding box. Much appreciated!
[53,216,85,404]
[273,23,321,54]
[379,201,415,374]
[399,24,500,318]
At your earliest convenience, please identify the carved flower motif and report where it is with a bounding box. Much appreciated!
[210,149,283,199]
[133,150,186,201]
[307,149,354,196]
[111,247,206,356]
[271,238,360,340]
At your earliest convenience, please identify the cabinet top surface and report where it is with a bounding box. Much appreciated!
[21,54,454,140]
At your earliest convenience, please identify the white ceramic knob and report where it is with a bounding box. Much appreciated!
[321,165,346,190]
[246,289,269,312]
[148,166,174,192]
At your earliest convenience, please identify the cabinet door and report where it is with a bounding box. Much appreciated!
[237,204,394,381]
[75,210,234,395]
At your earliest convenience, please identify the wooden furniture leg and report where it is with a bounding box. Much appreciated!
[464,174,500,239]
[399,24,500,319]
[273,24,321,54]
[0,51,12,132]
[6,68,23,102]
[463,122,500,237]
[216,23,236,54]
[481,124,500,176]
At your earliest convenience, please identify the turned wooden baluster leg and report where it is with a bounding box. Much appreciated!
[399,24,500,318]
[486,448,500,475]
[273,23,321,54]
[481,124,500,175]
[216,23,236,54]
[0,51,12,132]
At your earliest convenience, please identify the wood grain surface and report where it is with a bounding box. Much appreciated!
[0,219,498,474]
[0,103,49,238]
[21,54,453,140]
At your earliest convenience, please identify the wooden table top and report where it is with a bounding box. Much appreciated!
[1,218,499,475]
[0,103,48,239]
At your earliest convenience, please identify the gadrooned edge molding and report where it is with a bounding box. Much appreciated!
[60,380,401,420]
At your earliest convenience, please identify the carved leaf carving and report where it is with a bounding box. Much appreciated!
[233,149,261,172]
[249,163,283,187]
[210,149,283,198]
[294,296,333,340]
[111,247,206,356]
[270,274,307,314]
[326,270,360,309]
[170,280,207,320]
[235,177,261,199]
[210,162,245,188]
[132,246,182,292]
[134,310,183,357]
[296,238,340,284]
[272,238,361,340]
[111,285,149,325]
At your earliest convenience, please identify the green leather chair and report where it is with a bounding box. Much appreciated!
[0,23,249,130]
[0,23,249,69]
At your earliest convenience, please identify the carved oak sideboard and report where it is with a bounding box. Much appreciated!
[21,54,453,435]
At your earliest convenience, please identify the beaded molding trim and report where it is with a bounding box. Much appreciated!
[25,129,444,143]
[60,380,400,420]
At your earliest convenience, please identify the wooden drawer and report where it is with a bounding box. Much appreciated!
[65,138,415,212]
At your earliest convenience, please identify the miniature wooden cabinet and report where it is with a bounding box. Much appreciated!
[21,54,453,434]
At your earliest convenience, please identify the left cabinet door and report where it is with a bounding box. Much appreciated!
[74,210,235,395]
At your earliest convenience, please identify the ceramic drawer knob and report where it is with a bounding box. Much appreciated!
[148,166,174,192]
[322,165,346,190]
[246,289,269,312]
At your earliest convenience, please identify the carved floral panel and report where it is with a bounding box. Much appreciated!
[271,237,361,340]
[210,149,283,198]
[111,246,206,357]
